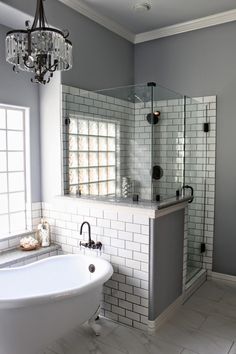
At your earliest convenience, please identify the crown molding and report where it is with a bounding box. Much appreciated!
[134,9,236,44]
[56,1,236,44]
[57,0,135,42]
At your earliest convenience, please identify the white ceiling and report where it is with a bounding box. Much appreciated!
[78,0,236,34]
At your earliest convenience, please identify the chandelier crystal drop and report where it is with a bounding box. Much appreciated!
[5,0,73,84]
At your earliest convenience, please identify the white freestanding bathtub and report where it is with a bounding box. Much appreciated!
[0,254,113,354]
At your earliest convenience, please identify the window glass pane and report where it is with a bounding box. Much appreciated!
[108,181,116,195]
[69,118,77,134]
[108,152,115,165]
[108,123,116,137]
[78,136,88,151]
[89,168,98,182]
[99,122,107,136]
[9,172,25,192]
[0,194,8,214]
[68,117,117,197]
[89,183,98,196]
[89,121,98,135]
[99,182,107,195]
[78,169,88,183]
[7,131,24,151]
[0,109,6,129]
[0,214,9,234]
[99,167,107,180]
[7,110,23,130]
[10,212,26,232]
[89,137,98,151]
[99,137,107,151]
[78,120,88,135]
[89,152,98,167]
[69,186,77,195]
[9,192,25,212]
[0,130,6,150]
[99,153,107,166]
[79,184,89,195]
[108,167,115,180]
[69,135,78,151]
[107,138,116,151]
[69,169,78,185]
[0,173,8,193]
[69,152,78,168]
[8,152,24,171]
[79,152,88,167]
[0,152,7,171]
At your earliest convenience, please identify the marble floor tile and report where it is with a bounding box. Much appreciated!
[43,280,236,354]
[194,280,225,302]
[155,322,232,354]
[168,307,207,330]
[199,313,236,341]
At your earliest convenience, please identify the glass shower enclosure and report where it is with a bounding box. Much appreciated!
[62,82,209,284]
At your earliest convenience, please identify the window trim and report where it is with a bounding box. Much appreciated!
[0,103,32,239]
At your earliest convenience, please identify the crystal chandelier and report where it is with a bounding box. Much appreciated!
[5,0,73,84]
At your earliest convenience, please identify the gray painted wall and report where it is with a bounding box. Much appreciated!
[135,21,236,275]
[4,0,134,90]
[0,24,41,202]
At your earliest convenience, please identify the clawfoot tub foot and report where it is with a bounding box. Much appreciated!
[88,306,101,336]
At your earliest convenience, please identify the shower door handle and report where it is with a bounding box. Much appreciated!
[182,185,194,203]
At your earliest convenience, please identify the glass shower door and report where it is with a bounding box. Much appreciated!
[184,97,208,283]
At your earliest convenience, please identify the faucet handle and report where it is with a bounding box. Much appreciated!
[95,241,102,250]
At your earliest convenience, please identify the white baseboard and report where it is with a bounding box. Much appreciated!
[148,294,184,331]
[208,271,236,283]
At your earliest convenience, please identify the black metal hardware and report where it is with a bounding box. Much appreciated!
[156,194,160,202]
[146,111,161,125]
[147,82,157,87]
[133,194,139,202]
[88,264,96,273]
[80,222,102,250]
[182,185,194,203]
[176,190,180,197]
[65,118,70,125]
[203,122,210,133]
[152,165,163,180]
[200,243,206,253]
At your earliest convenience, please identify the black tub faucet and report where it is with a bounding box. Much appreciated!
[80,221,102,250]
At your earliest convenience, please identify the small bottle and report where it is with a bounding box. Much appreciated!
[37,218,51,247]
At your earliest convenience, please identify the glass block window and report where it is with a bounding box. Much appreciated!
[0,105,28,236]
[68,116,117,196]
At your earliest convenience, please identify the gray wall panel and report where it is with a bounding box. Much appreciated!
[0,24,41,202]
[135,22,236,275]
[149,209,184,321]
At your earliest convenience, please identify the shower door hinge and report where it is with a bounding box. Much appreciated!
[203,122,210,133]
[200,242,206,253]
[65,118,71,125]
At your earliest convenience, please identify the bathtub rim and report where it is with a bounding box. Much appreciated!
[0,254,113,309]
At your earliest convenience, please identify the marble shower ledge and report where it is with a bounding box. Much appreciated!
[56,195,190,218]
[0,244,61,268]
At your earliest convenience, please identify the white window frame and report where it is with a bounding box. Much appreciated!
[0,103,31,239]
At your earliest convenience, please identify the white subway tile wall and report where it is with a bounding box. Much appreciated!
[59,86,216,326]
[42,199,150,330]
